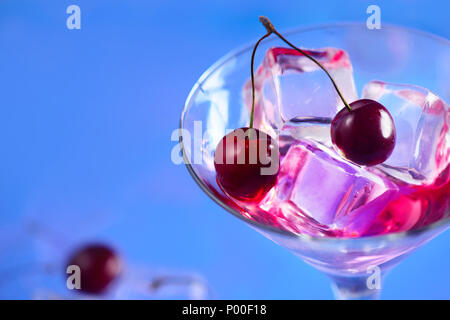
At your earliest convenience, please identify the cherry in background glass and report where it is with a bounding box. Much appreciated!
[67,243,122,294]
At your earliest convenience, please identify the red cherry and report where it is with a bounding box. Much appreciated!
[214,127,279,202]
[67,244,122,294]
[331,99,396,166]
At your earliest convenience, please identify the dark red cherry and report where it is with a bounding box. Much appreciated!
[67,244,122,294]
[214,127,279,202]
[331,99,396,166]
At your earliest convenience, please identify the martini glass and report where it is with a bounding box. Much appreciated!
[180,23,450,299]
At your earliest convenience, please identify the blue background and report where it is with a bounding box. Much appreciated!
[0,0,448,299]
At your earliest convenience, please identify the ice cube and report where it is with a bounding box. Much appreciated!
[280,116,333,149]
[362,81,450,185]
[260,139,399,237]
[243,47,358,138]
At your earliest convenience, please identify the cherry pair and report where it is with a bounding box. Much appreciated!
[214,17,396,201]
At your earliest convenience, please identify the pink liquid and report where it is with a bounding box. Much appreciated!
[364,167,449,236]
[225,137,450,238]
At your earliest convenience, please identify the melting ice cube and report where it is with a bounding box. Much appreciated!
[243,47,358,138]
[260,139,399,237]
[362,80,450,185]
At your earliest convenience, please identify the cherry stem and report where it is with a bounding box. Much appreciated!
[249,32,272,129]
[253,16,352,116]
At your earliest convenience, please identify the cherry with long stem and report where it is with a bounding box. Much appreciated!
[214,26,280,201]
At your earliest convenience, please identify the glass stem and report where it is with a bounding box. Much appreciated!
[329,273,383,300]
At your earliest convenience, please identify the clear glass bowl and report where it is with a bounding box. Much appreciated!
[180,23,450,299]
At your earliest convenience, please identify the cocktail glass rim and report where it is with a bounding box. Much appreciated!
[180,22,450,245]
